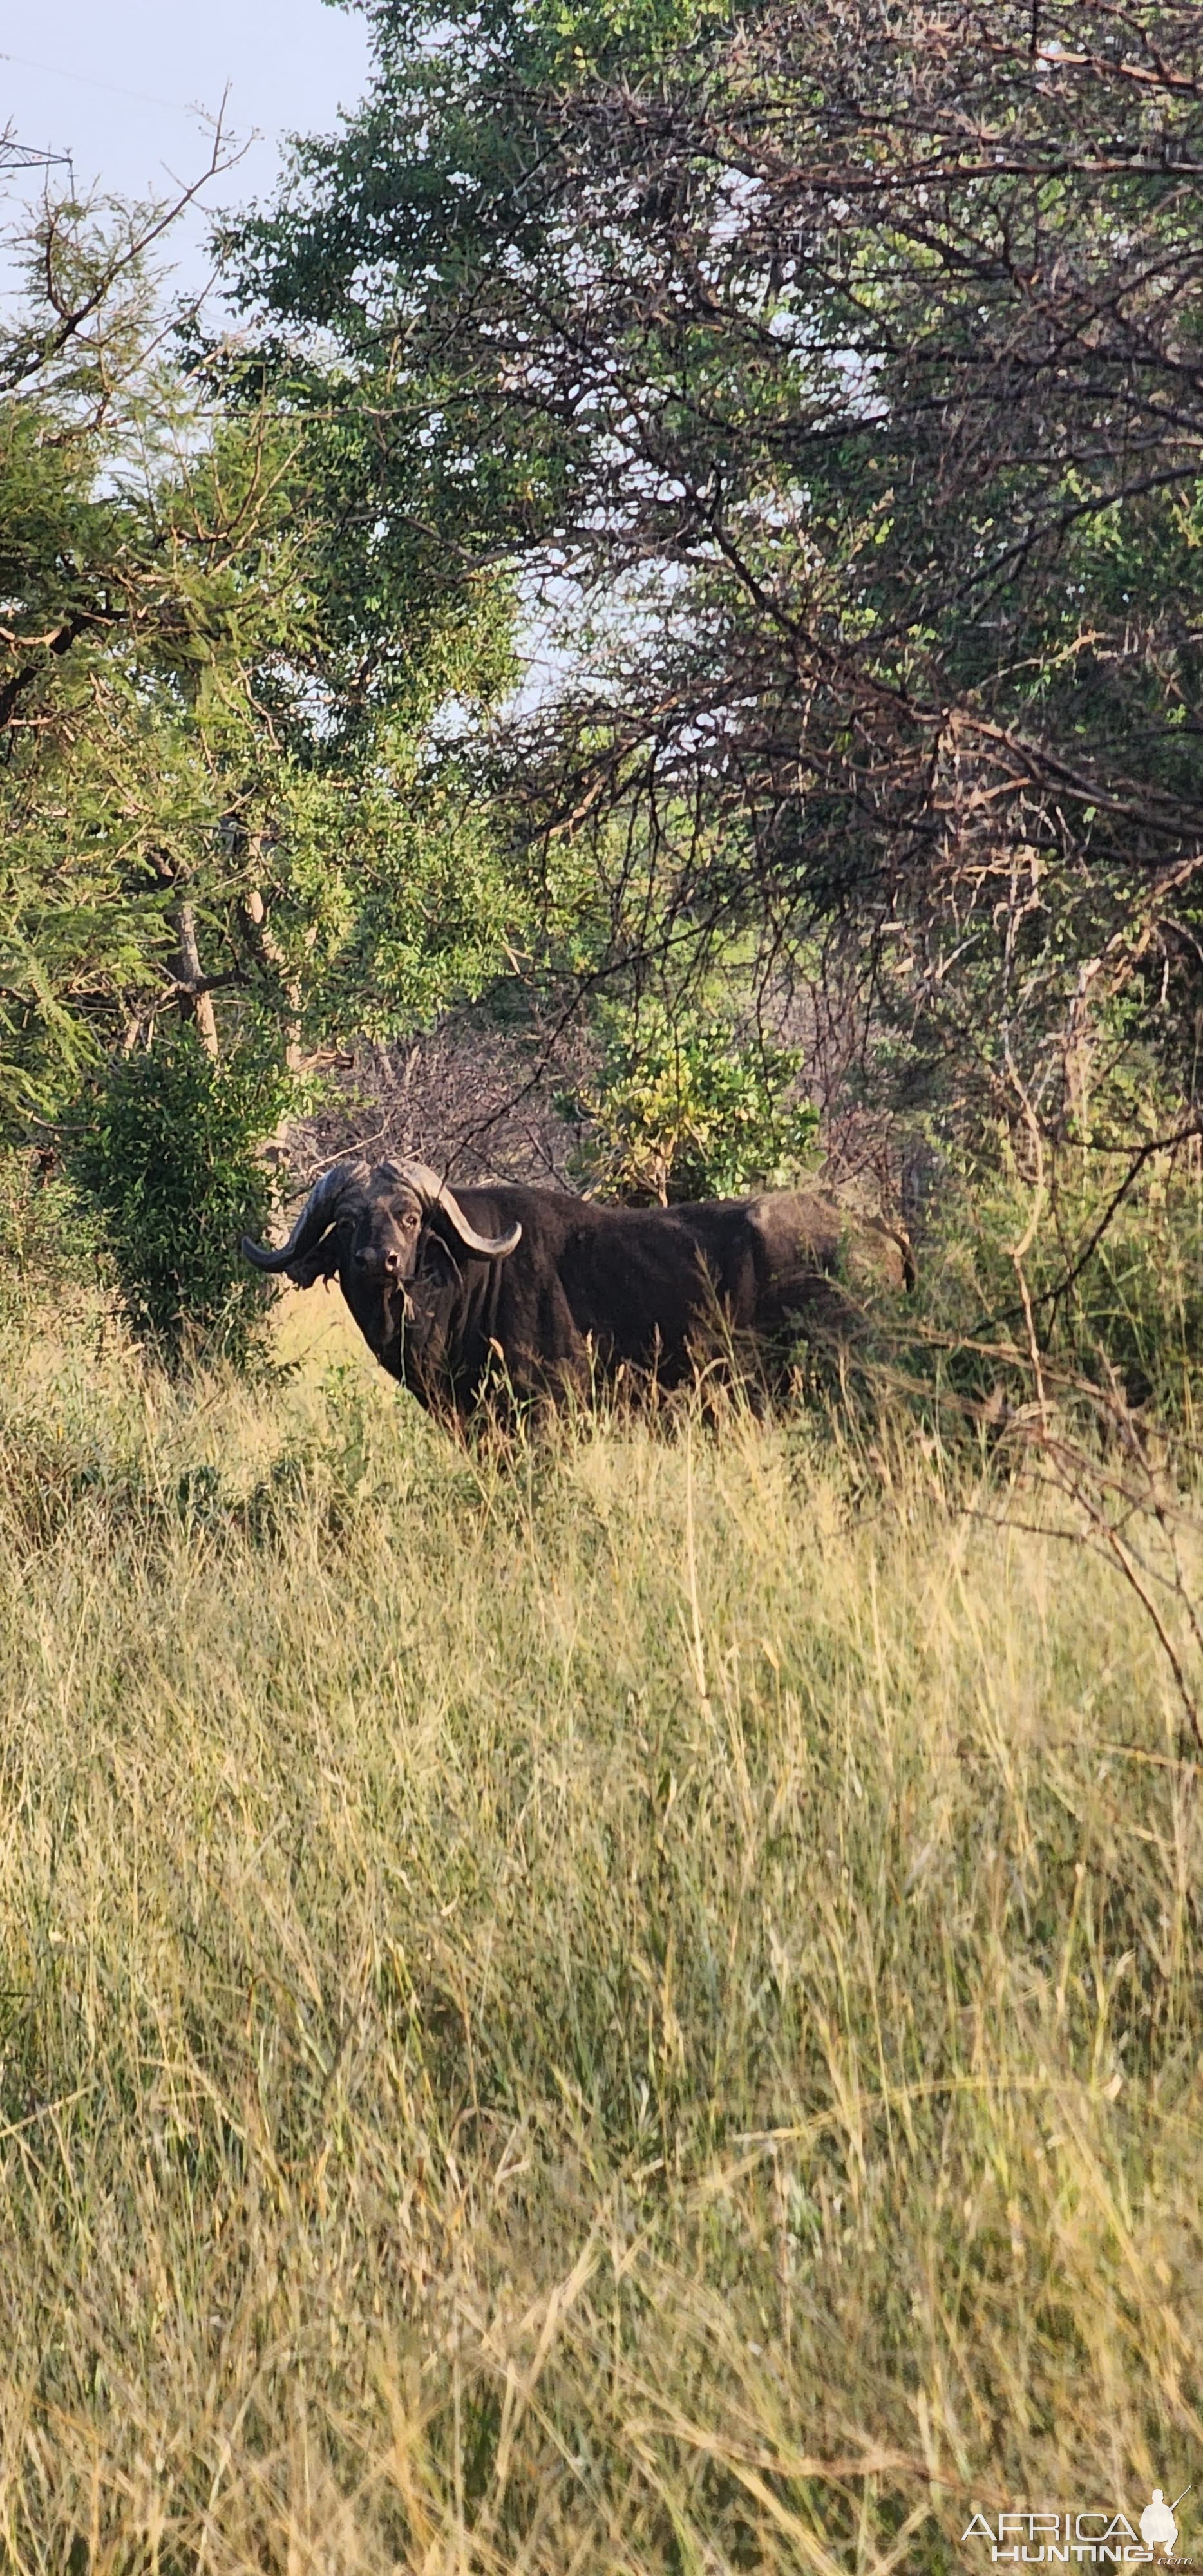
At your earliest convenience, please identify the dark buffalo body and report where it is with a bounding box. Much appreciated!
[243,1158,911,1424]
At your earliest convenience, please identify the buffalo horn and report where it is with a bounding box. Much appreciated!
[241,1157,370,1271]
[387,1159,522,1259]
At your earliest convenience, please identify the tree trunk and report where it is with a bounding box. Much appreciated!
[172,900,219,1057]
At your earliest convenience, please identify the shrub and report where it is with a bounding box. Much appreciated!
[905,1124,1203,1430]
[565,998,819,1204]
[0,1148,107,1326]
[73,1030,290,1368]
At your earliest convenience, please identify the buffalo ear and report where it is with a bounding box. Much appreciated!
[285,1228,343,1289]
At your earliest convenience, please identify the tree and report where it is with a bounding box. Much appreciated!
[228,0,1203,1146]
[0,166,525,1140]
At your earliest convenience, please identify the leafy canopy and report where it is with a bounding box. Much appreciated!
[0,171,526,1135]
[229,1,1203,1142]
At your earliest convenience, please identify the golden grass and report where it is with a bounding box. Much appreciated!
[0,1283,1199,2572]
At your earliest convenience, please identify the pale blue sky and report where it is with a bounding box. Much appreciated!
[1,0,372,302]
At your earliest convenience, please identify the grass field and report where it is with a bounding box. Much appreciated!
[1,1280,1200,2572]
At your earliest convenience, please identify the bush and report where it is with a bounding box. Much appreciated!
[905,1124,1203,1430]
[0,1148,108,1327]
[565,998,819,1203]
[73,1031,290,1368]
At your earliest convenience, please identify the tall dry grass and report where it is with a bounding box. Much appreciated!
[0,1285,1199,2573]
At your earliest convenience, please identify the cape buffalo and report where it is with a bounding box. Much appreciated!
[242,1157,911,1423]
